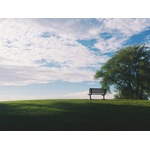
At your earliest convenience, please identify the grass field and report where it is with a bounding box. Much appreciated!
[0,99,150,131]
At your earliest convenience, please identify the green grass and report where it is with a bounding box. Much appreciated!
[0,99,150,131]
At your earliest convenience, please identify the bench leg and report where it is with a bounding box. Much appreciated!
[89,94,92,100]
[102,95,105,100]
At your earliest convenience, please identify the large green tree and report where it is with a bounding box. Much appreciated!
[94,45,150,100]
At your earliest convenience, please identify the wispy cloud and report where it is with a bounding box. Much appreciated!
[94,18,150,53]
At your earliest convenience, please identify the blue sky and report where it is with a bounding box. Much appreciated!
[0,18,150,100]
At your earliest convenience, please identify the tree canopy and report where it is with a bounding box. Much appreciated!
[94,45,150,100]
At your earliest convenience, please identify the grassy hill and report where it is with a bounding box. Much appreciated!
[0,99,150,131]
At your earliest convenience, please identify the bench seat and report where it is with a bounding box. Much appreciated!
[88,88,107,100]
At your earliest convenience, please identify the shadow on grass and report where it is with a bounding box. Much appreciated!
[0,100,150,131]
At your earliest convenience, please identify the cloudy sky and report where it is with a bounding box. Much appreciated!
[0,18,150,100]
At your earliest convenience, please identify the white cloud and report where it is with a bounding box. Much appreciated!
[32,18,150,41]
[0,18,149,86]
[0,65,97,85]
[94,18,150,53]
[63,90,115,99]
[0,19,108,85]
[94,37,126,53]
[63,90,89,99]
[0,19,104,68]
[97,18,150,36]
[32,18,100,40]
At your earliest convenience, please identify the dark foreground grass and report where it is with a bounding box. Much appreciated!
[0,99,150,131]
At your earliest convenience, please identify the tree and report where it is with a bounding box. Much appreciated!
[94,45,150,100]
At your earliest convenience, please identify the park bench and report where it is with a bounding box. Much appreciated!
[88,88,107,100]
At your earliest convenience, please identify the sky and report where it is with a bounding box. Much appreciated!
[0,18,150,100]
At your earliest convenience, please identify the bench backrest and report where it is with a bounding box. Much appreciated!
[89,88,107,95]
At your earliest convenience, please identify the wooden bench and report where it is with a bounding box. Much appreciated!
[88,88,107,100]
